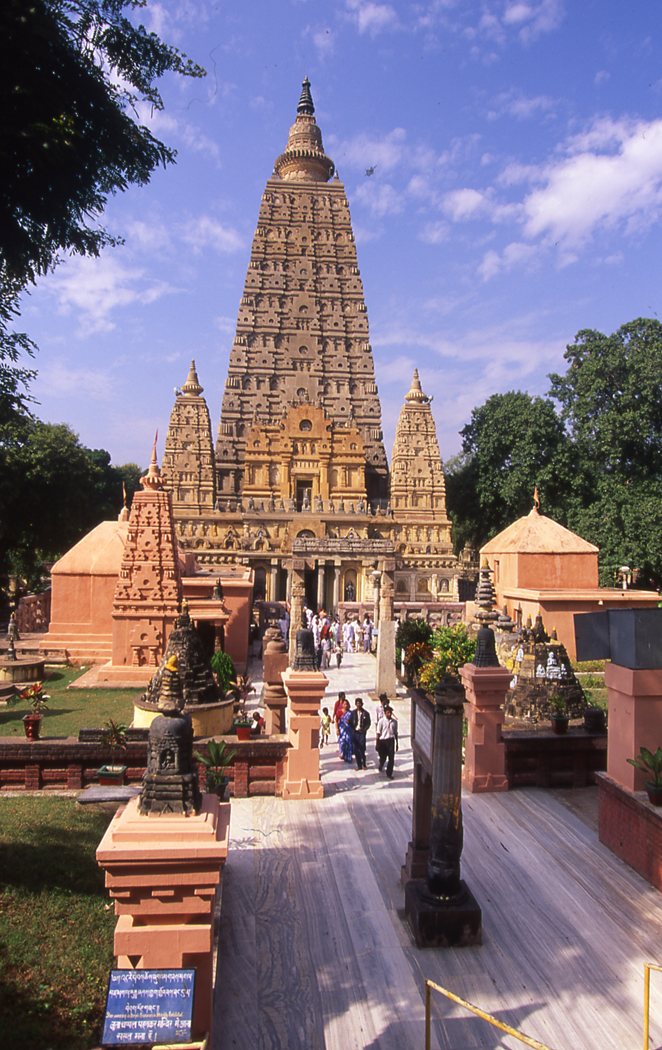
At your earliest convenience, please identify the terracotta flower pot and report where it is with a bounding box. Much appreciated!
[235,724,251,741]
[23,714,42,741]
[645,782,662,806]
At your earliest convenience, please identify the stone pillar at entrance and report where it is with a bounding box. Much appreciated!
[333,562,341,613]
[270,560,278,603]
[375,563,397,700]
[316,559,325,611]
[289,561,305,665]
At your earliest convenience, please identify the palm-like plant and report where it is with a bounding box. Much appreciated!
[194,739,237,794]
[627,746,662,788]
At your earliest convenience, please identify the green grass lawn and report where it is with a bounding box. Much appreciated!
[0,796,115,1050]
[0,666,138,738]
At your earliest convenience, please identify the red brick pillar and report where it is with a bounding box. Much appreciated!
[605,663,662,791]
[460,663,512,793]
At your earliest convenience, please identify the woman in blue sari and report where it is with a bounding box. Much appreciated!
[338,699,353,763]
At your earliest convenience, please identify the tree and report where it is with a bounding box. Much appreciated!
[1,0,204,284]
[0,0,204,412]
[548,318,662,586]
[445,391,570,551]
[0,420,128,596]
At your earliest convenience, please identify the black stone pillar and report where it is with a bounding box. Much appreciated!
[405,683,482,948]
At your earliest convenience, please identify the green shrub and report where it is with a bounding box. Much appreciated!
[418,624,477,693]
[210,650,235,691]
[396,618,432,654]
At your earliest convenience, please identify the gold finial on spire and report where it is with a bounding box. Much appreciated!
[533,486,540,512]
[181,359,203,397]
[118,481,130,521]
[141,430,163,491]
[404,368,431,404]
[274,78,335,183]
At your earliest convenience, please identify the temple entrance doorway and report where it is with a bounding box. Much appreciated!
[304,569,317,611]
[296,479,313,511]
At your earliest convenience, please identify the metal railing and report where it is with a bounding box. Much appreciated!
[425,979,554,1050]
[643,963,662,1050]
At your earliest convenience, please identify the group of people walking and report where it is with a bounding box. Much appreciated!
[304,606,377,669]
[321,692,398,779]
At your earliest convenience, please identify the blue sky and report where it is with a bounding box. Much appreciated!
[19,0,662,469]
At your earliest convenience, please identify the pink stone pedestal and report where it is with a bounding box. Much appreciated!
[604,663,662,792]
[461,663,512,793]
[281,667,327,799]
[96,795,230,1043]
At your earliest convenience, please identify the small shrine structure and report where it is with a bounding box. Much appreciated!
[480,498,659,659]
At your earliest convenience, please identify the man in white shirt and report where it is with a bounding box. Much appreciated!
[376,705,399,779]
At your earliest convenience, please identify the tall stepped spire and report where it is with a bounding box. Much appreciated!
[215,78,389,502]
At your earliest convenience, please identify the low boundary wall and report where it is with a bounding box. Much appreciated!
[0,735,289,797]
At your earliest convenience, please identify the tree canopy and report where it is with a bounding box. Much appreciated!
[0,419,143,598]
[445,391,570,552]
[447,318,662,589]
[1,0,204,284]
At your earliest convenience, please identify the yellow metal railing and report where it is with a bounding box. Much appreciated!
[425,979,554,1050]
[643,963,662,1050]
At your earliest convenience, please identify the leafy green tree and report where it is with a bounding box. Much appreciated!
[1,0,204,284]
[0,0,204,421]
[0,421,125,595]
[549,318,662,586]
[445,391,569,551]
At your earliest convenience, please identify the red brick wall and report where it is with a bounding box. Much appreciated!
[597,772,662,891]
[0,737,289,796]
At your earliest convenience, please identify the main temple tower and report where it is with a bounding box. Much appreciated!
[215,78,389,504]
[162,80,466,612]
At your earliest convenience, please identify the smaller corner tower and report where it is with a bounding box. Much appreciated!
[162,360,216,517]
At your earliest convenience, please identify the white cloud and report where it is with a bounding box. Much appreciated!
[134,103,220,160]
[346,0,398,35]
[354,181,405,216]
[312,27,335,57]
[442,187,492,220]
[504,0,564,43]
[47,256,175,335]
[37,359,116,401]
[419,221,450,244]
[180,217,244,254]
[478,241,539,279]
[488,88,556,120]
[331,127,407,172]
[595,70,610,86]
[521,117,662,248]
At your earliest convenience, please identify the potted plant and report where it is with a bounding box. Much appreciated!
[194,739,237,800]
[627,746,662,806]
[9,683,50,740]
[230,674,255,738]
[549,694,570,735]
[97,719,128,785]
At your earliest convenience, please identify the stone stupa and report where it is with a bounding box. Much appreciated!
[134,600,235,737]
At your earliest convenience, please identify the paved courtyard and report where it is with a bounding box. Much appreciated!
[213,651,662,1050]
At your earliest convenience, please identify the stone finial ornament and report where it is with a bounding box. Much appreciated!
[138,654,202,816]
[473,625,500,668]
[181,359,203,397]
[141,431,163,492]
[292,611,318,672]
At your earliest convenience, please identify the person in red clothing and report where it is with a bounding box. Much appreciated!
[333,691,346,745]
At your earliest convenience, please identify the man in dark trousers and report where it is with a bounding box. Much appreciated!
[349,697,371,771]
[376,705,398,779]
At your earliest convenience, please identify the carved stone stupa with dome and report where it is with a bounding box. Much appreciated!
[160,79,468,613]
